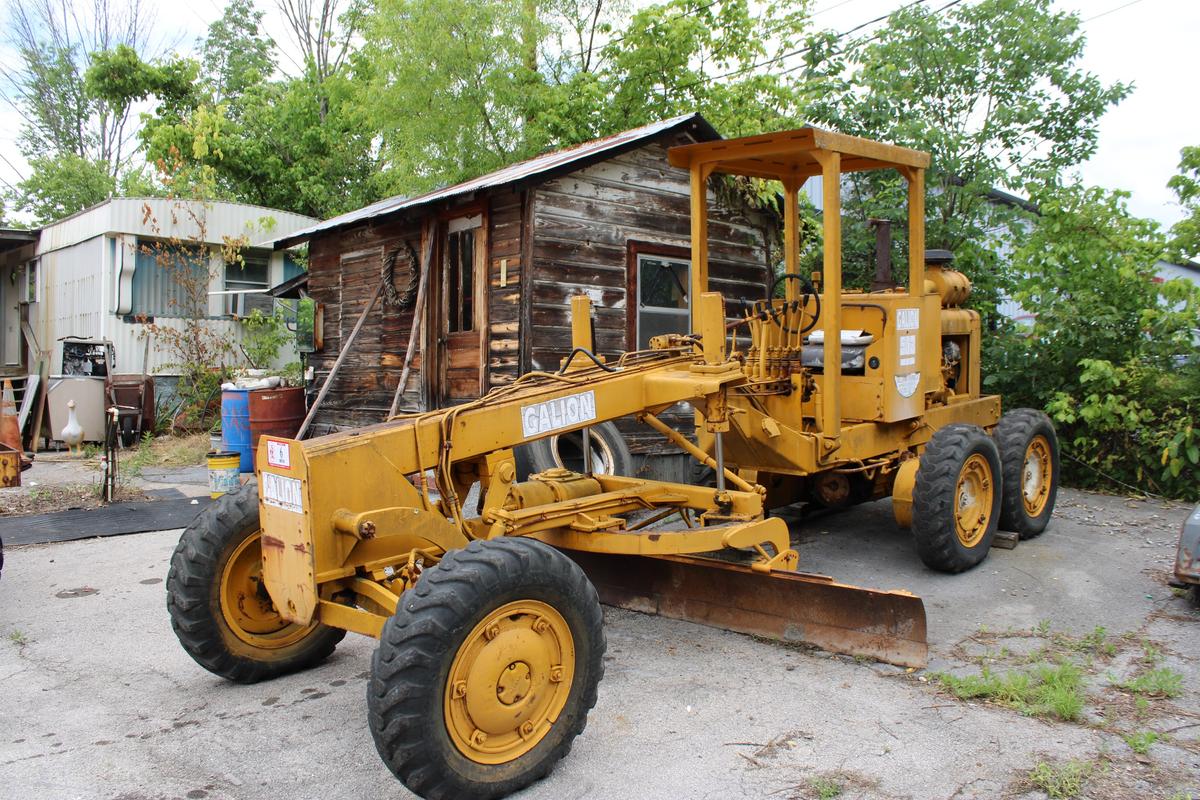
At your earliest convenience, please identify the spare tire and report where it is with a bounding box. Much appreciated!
[514,421,633,478]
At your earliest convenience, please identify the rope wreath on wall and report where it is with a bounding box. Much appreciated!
[381,240,420,309]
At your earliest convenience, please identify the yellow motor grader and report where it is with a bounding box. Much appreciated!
[166,126,1059,800]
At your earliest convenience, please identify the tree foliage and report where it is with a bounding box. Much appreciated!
[987,184,1200,499]
[86,0,380,218]
[2,0,165,223]
[363,0,811,195]
[1167,146,1200,263]
[805,0,1130,315]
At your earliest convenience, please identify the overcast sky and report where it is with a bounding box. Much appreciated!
[0,0,1193,230]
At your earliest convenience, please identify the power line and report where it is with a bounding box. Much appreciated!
[553,0,723,63]
[0,151,27,183]
[811,0,864,19]
[668,0,950,94]
[1083,0,1149,23]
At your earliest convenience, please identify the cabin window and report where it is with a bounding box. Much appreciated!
[636,253,690,348]
[445,225,478,333]
[225,250,272,317]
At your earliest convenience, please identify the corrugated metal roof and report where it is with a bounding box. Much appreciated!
[36,198,318,255]
[272,113,720,249]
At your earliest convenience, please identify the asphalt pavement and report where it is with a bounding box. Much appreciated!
[1,488,1197,799]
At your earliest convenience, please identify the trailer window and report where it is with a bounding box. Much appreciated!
[636,254,690,349]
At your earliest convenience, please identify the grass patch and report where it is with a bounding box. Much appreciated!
[1028,759,1092,799]
[125,432,209,471]
[1122,730,1160,754]
[1115,668,1184,698]
[938,660,1085,721]
[8,630,29,647]
[809,775,842,799]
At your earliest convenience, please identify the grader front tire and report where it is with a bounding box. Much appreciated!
[166,484,345,683]
[911,424,1003,573]
[367,537,605,800]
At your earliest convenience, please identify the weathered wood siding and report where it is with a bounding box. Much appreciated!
[487,191,524,389]
[529,140,771,452]
[301,136,771,449]
[305,217,424,432]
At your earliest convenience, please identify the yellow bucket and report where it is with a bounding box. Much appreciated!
[207,450,241,498]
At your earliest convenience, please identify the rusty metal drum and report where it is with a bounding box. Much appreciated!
[248,387,306,469]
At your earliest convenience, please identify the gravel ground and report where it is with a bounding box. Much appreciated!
[1,488,1198,800]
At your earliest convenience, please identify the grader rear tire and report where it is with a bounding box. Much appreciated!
[514,420,632,479]
[367,538,605,800]
[166,484,345,683]
[911,424,1003,573]
[995,409,1059,539]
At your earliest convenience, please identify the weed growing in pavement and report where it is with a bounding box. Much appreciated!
[809,775,843,799]
[1028,759,1092,799]
[937,660,1085,721]
[1115,667,1184,698]
[8,630,29,647]
[1122,730,1161,754]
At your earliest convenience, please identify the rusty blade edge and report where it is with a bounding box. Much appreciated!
[563,550,929,669]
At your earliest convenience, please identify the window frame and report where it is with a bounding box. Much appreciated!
[625,240,692,350]
[224,249,272,318]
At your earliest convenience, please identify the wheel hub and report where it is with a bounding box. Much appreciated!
[220,531,315,648]
[445,600,575,765]
[496,661,532,705]
[953,454,993,548]
[1022,435,1052,516]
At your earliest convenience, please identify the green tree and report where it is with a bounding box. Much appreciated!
[2,0,162,220]
[989,183,1200,498]
[201,0,276,110]
[86,3,380,219]
[1167,146,1200,263]
[363,0,811,195]
[805,0,1131,315]
[13,153,116,221]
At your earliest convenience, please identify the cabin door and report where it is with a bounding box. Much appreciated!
[432,214,485,406]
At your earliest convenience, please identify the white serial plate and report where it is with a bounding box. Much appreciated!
[521,390,597,438]
[261,471,303,514]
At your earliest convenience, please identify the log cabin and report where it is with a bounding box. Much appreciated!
[271,113,778,480]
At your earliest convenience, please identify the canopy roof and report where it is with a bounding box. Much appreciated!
[667,126,930,181]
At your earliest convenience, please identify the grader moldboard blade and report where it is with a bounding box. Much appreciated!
[565,550,928,668]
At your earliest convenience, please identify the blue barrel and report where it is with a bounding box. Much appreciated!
[221,388,253,472]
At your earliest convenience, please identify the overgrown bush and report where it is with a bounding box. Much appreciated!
[984,184,1200,501]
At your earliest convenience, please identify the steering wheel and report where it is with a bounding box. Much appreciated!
[766,273,821,336]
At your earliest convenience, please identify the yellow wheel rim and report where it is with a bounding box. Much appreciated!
[954,454,994,548]
[219,531,316,649]
[1022,435,1053,516]
[444,600,575,765]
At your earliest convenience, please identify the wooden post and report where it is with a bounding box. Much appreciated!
[388,222,435,417]
[297,280,386,440]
